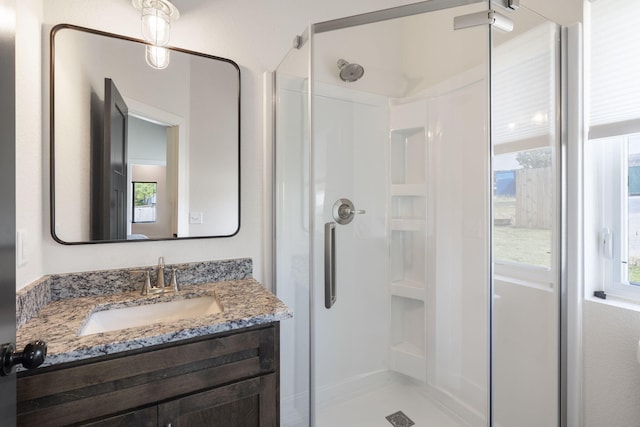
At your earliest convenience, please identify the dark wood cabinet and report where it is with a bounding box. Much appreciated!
[158,374,277,426]
[83,407,158,427]
[17,323,279,427]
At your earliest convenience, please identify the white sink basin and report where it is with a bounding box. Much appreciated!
[79,295,223,336]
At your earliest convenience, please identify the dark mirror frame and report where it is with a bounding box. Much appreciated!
[50,24,241,244]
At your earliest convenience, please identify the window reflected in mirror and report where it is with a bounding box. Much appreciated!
[133,181,157,223]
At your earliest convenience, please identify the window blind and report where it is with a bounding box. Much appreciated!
[590,0,640,131]
[492,22,557,147]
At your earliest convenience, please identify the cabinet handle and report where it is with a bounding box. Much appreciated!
[0,340,47,376]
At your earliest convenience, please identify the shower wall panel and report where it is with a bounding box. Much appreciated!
[426,78,489,426]
[312,85,390,407]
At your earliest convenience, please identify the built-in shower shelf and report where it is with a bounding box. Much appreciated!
[390,280,426,301]
[390,184,426,196]
[391,219,426,232]
[391,341,424,357]
[390,343,426,382]
[388,99,428,384]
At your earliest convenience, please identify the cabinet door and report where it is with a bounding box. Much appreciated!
[18,325,277,426]
[158,374,277,427]
[83,406,157,427]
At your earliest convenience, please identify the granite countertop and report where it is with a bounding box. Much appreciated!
[16,278,292,368]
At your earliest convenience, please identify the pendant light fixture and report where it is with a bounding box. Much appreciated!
[132,0,179,69]
[145,45,170,69]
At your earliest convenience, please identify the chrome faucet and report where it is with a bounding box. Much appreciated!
[138,257,178,296]
[156,256,165,289]
[139,270,152,295]
[169,267,180,292]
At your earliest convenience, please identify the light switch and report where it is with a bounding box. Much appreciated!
[189,212,204,224]
[17,229,27,267]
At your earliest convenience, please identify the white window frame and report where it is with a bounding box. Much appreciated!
[591,131,640,300]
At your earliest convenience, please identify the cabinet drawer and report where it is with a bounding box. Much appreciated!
[17,324,278,426]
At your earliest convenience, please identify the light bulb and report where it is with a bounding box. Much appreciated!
[141,6,170,46]
[145,45,170,69]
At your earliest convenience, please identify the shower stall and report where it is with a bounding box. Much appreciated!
[274,1,562,425]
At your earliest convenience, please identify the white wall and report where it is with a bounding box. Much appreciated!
[15,0,44,287]
[583,301,640,427]
[522,0,582,25]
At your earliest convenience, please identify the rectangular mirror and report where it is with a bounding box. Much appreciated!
[51,24,240,244]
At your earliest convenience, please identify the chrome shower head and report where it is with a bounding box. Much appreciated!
[337,59,364,82]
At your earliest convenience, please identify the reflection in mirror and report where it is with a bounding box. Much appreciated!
[51,24,240,244]
[132,181,158,224]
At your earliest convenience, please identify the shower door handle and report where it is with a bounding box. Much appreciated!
[324,222,337,309]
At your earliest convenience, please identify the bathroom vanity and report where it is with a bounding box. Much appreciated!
[17,323,279,426]
[15,259,291,427]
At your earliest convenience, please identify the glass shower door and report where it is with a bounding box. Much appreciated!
[274,38,311,427]
[309,2,491,426]
[275,2,564,426]
[491,8,562,427]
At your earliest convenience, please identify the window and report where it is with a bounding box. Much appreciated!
[589,134,640,298]
[629,138,640,284]
[132,181,157,223]
[586,0,640,300]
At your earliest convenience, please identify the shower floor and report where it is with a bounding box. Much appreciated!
[316,375,465,427]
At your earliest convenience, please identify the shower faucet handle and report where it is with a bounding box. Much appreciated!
[345,207,366,215]
[332,198,365,225]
